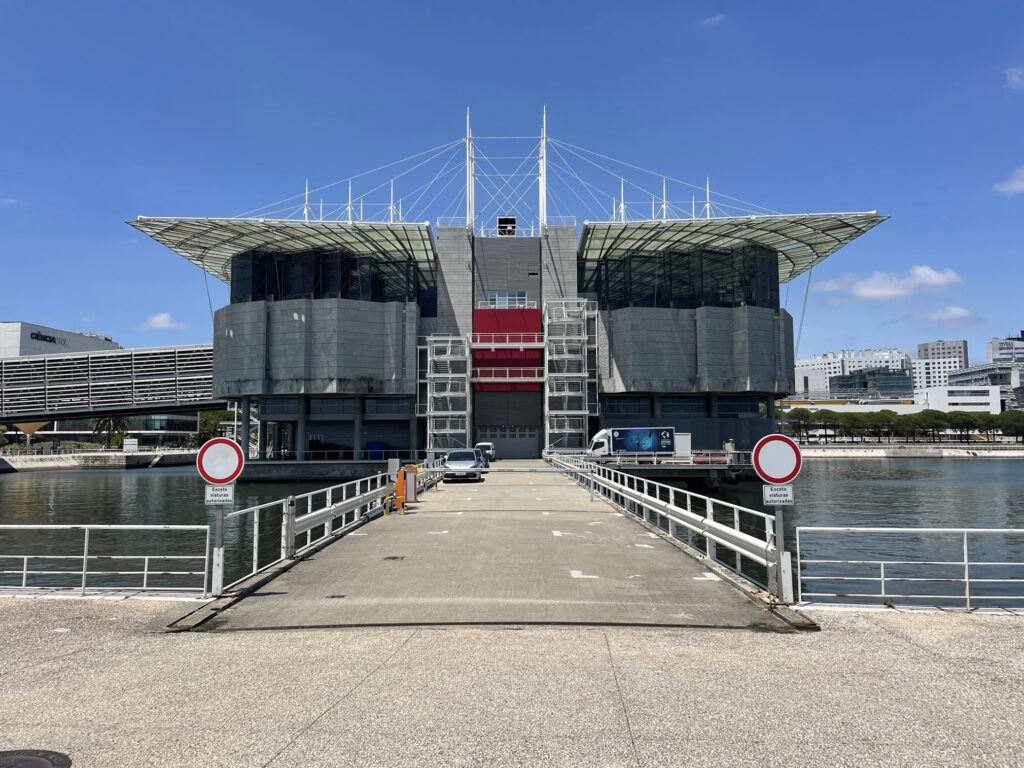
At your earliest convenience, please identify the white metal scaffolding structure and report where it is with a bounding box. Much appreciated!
[543,299,597,451]
[424,335,472,451]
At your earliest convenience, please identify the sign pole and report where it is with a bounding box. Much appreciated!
[212,507,225,595]
[752,433,801,605]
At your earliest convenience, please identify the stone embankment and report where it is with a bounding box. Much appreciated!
[800,444,1024,459]
[0,451,196,474]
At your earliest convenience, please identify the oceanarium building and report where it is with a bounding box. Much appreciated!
[131,127,886,459]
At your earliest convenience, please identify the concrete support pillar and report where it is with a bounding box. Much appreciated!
[353,395,365,460]
[241,397,252,459]
[272,422,282,459]
[652,394,662,419]
[295,396,306,461]
[409,414,418,461]
[258,419,268,460]
[766,397,776,420]
[708,395,719,418]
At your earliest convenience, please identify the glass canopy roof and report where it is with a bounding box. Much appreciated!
[129,217,438,283]
[578,212,888,283]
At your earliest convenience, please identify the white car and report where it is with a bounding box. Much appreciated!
[443,449,485,482]
[474,441,496,463]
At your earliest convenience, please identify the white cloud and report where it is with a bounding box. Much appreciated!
[135,312,187,330]
[1006,67,1024,90]
[81,316,96,323]
[908,305,983,329]
[2,198,20,205]
[994,164,1024,195]
[812,265,963,302]
[701,13,725,26]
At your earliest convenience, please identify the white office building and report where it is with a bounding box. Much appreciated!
[0,321,120,358]
[917,339,968,368]
[987,332,1024,364]
[795,348,910,395]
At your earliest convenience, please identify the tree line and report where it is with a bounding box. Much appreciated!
[782,408,1024,444]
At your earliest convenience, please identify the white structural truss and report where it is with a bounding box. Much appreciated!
[543,299,598,451]
[424,336,472,451]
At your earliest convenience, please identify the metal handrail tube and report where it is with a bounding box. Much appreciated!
[549,456,780,583]
[795,526,1024,608]
[0,524,209,596]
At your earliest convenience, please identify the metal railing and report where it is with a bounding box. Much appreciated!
[796,527,1024,609]
[549,455,792,601]
[214,459,445,594]
[0,524,210,596]
[469,333,545,346]
[475,299,538,309]
[471,367,545,381]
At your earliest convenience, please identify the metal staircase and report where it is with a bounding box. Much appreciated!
[424,335,472,451]
[543,300,597,451]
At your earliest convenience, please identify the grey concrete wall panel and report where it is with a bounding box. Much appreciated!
[472,236,542,303]
[540,225,578,303]
[598,306,793,395]
[473,391,543,426]
[362,421,411,451]
[435,227,474,336]
[213,298,418,398]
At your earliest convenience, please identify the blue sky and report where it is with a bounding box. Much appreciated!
[1,1,1022,363]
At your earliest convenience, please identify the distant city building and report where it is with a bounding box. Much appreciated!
[6,414,199,447]
[795,348,910,395]
[917,385,1001,414]
[0,321,120,358]
[782,384,1000,415]
[829,367,914,398]
[911,356,965,390]
[917,339,968,367]
[987,331,1024,365]
[949,363,1023,411]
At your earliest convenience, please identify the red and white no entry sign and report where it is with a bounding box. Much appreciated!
[197,437,245,485]
[752,434,802,485]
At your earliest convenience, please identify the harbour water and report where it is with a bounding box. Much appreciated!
[1,458,1023,602]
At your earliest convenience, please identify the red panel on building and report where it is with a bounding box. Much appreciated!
[472,309,543,392]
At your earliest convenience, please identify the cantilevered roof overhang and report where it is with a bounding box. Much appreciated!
[129,217,438,283]
[578,212,888,283]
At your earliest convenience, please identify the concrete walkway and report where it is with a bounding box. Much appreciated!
[205,460,789,631]
[1,598,1022,767]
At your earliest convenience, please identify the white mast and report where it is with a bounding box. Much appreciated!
[538,106,547,228]
[705,177,711,219]
[465,107,475,232]
[661,177,667,221]
[389,180,395,224]
[619,177,626,222]
[303,179,310,223]
[347,180,353,225]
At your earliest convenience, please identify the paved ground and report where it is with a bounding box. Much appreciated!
[206,460,787,631]
[1,597,1023,767]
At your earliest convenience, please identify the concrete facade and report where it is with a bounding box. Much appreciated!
[0,321,120,359]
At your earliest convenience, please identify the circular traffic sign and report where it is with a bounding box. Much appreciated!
[752,434,802,485]
[197,437,245,485]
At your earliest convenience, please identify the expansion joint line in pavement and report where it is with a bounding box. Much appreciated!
[604,630,641,767]
[260,629,420,767]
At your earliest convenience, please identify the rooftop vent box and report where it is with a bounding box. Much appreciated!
[497,216,516,236]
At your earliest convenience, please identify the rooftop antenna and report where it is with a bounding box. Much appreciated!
[692,195,696,219]
[303,179,310,222]
[651,195,656,219]
[465,107,475,231]
[389,180,395,223]
[704,177,711,219]
[538,106,547,228]
[661,177,667,221]
[346,180,353,225]
[319,198,323,221]
[619,177,626,222]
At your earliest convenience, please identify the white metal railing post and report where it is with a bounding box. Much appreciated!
[253,510,261,575]
[879,561,885,598]
[142,556,150,590]
[705,500,717,560]
[212,508,225,595]
[964,530,971,611]
[81,528,90,595]
[281,497,296,560]
[795,528,803,603]
[22,555,28,588]
[779,551,794,604]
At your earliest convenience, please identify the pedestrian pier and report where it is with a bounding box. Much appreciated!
[194,459,797,633]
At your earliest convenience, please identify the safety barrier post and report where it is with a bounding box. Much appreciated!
[281,496,296,559]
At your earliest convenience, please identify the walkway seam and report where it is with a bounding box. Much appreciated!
[604,630,641,767]
[260,628,420,767]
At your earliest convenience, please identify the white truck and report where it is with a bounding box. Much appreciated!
[587,427,691,459]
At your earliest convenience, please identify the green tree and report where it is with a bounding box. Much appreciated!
[0,424,7,448]
[190,410,234,446]
[837,412,866,442]
[999,410,1024,443]
[894,413,922,443]
[945,411,978,443]
[877,410,899,444]
[975,413,1000,442]
[917,410,948,442]
[783,408,814,442]
[815,409,840,444]
[90,415,130,448]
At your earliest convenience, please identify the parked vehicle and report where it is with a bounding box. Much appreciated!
[443,449,485,481]
[474,441,496,462]
[587,427,691,459]
[473,447,489,467]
